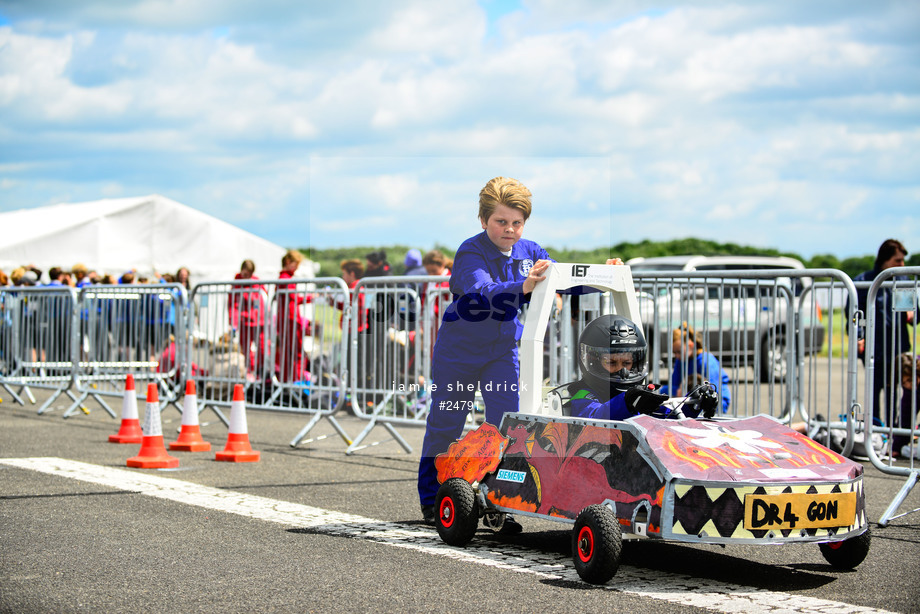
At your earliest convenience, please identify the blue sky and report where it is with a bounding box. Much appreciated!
[0,0,918,259]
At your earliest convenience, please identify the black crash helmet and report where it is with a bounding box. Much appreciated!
[578,314,648,395]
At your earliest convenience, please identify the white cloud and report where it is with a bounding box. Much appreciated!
[0,29,131,120]
[374,174,421,211]
[365,1,484,60]
[0,2,916,258]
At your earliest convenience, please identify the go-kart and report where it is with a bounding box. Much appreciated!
[432,263,869,584]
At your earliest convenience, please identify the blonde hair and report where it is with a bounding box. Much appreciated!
[422,249,453,271]
[672,322,704,353]
[282,249,304,266]
[478,177,532,223]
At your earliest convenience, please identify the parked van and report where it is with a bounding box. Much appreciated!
[626,255,825,382]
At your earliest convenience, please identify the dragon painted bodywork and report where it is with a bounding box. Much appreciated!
[437,413,867,544]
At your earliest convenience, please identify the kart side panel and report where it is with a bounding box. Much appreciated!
[481,414,666,532]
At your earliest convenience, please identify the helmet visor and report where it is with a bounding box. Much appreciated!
[580,344,647,385]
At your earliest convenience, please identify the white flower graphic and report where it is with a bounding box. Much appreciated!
[670,423,783,455]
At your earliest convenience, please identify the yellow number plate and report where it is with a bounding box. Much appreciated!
[743,492,856,531]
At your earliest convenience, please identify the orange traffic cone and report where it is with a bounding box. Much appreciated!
[216,384,260,462]
[169,380,211,452]
[109,374,143,444]
[127,383,180,469]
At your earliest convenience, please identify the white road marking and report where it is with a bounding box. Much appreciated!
[1,457,892,614]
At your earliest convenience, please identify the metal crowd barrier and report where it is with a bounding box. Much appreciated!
[70,283,188,418]
[860,267,920,526]
[188,278,352,448]
[630,270,814,419]
[0,286,79,414]
[345,275,448,454]
[548,269,862,454]
[796,275,860,458]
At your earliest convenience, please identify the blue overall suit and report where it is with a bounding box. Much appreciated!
[417,231,550,506]
[565,381,710,420]
[565,383,635,421]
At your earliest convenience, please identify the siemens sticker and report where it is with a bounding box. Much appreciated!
[496,469,527,483]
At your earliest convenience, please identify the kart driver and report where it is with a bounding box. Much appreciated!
[565,314,715,420]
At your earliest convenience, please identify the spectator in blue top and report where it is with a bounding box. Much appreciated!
[403,249,426,276]
[417,176,620,527]
[72,263,94,289]
[659,322,731,413]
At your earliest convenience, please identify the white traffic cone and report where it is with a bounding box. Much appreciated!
[215,384,260,462]
[127,383,179,469]
[109,374,143,444]
[169,380,211,452]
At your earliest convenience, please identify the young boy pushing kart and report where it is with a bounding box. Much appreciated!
[417,177,622,527]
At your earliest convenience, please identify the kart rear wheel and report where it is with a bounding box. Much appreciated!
[435,478,479,547]
[819,529,871,569]
[572,504,622,584]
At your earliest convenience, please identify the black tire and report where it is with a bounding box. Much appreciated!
[819,529,871,569]
[572,504,622,584]
[435,478,479,546]
[759,331,787,383]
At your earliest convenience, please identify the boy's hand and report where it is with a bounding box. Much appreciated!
[625,385,669,415]
[522,259,551,294]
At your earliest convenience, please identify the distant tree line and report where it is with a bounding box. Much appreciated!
[301,238,919,280]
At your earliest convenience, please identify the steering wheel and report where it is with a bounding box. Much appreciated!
[686,383,718,418]
[655,382,717,419]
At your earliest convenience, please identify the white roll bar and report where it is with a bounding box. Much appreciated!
[519,263,642,415]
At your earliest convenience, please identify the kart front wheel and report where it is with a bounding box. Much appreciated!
[819,529,871,569]
[572,504,622,584]
[435,478,479,547]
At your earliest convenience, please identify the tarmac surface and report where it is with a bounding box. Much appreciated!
[1,387,919,614]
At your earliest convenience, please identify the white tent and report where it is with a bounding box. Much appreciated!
[0,195,313,283]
